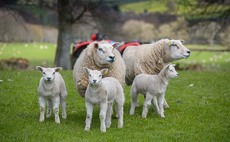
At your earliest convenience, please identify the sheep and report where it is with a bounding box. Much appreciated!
[36,66,67,124]
[73,40,126,98]
[83,67,125,132]
[123,39,190,108]
[123,39,190,85]
[129,64,178,118]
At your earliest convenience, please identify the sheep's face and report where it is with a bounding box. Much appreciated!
[94,42,115,65]
[36,66,62,82]
[167,40,191,60]
[166,64,178,79]
[83,67,108,86]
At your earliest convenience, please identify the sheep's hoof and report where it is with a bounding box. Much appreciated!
[130,110,135,115]
[46,115,51,118]
[164,105,170,109]
[84,127,90,131]
[39,119,44,122]
[55,119,60,124]
[62,115,67,119]
[101,129,106,133]
[160,115,165,118]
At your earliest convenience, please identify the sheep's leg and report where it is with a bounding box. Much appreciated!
[99,102,107,132]
[158,94,165,118]
[142,93,153,118]
[60,93,67,119]
[38,96,46,122]
[52,97,60,124]
[130,87,139,115]
[106,102,113,128]
[152,96,160,114]
[46,99,52,118]
[163,98,170,109]
[115,102,124,128]
[84,101,93,131]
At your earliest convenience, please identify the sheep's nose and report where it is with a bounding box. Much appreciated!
[109,56,115,59]
[47,77,51,81]
[93,80,96,83]
[187,50,191,54]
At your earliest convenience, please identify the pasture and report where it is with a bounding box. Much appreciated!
[0,42,230,141]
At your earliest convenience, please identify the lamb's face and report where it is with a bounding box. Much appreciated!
[36,66,62,82]
[87,69,102,85]
[166,64,178,79]
[168,40,191,60]
[83,67,109,86]
[95,42,115,65]
[42,68,56,82]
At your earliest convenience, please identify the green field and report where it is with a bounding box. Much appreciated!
[1,42,230,71]
[0,70,229,141]
[0,42,230,141]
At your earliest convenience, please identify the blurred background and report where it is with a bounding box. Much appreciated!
[0,0,230,71]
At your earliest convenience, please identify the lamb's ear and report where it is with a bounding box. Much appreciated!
[54,67,62,72]
[83,67,90,75]
[180,39,185,43]
[94,42,99,49]
[165,64,171,70]
[100,68,108,75]
[36,66,43,72]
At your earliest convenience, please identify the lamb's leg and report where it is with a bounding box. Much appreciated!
[60,92,67,119]
[46,99,52,118]
[38,96,46,122]
[106,102,113,128]
[99,102,107,133]
[152,96,160,114]
[158,94,165,118]
[163,98,170,109]
[115,102,124,128]
[52,97,60,124]
[142,93,153,118]
[130,86,139,115]
[84,101,93,131]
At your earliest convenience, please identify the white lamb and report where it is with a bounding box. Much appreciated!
[130,64,178,118]
[83,67,125,132]
[36,66,67,124]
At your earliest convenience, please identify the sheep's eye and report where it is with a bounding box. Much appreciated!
[52,72,55,75]
[99,75,102,77]
[43,72,46,75]
[98,48,104,52]
[170,70,173,72]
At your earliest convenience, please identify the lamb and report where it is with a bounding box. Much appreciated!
[83,67,125,132]
[129,64,178,118]
[73,40,126,98]
[36,66,67,124]
[123,39,190,85]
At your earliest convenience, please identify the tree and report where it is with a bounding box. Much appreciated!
[54,0,105,69]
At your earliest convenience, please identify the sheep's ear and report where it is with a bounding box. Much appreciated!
[54,67,62,72]
[100,68,108,75]
[94,43,99,49]
[36,66,43,72]
[180,39,185,43]
[83,67,90,75]
[112,41,125,49]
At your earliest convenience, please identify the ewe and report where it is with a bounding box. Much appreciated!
[130,64,178,118]
[73,40,126,98]
[36,66,67,124]
[123,39,190,108]
[83,67,125,132]
[123,39,190,85]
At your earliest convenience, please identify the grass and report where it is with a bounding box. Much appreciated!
[120,0,168,14]
[0,70,229,141]
[0,42,56,68]
[0,42,230,141]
